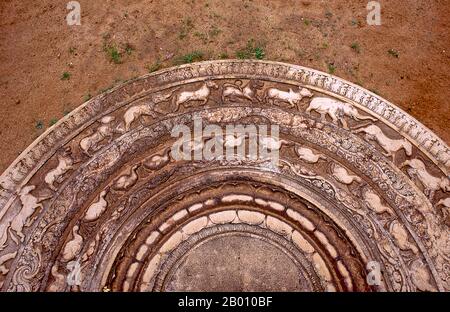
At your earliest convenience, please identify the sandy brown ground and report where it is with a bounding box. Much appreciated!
[0,0,448,173]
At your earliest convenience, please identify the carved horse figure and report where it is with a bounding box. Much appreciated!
[221,80,264,102]
[306,97,377,129]
[400,159,450,200]
[264,86,313,108]
[172,80,218,112]
[354,124,412,162]
[0,185,49,249]
[123,89,179,131]
[44,149,76,191]
[80,116,116,156]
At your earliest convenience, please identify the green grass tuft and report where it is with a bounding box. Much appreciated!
[148,61,162,73]
[125,43,134,55]
[179,17,194,39]
[61,72,71,80]
[236,39,265,60]
[182,51,204,64]
[49,118,58,126]
[327,63,336,74]
[35,120,44,130]
[351,42,361,53]
[218,52,229,59]
[254,47,265,60]
[104,45,122,64]
[84,93,92,101]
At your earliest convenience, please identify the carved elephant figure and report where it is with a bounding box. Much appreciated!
[123,89,179,131]
[306,97,377,129]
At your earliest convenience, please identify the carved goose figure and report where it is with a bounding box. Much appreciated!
[143,149,171,171]
[295,146,326,163]
[84,190,109,221]
[62,225,83,262]
[260,137,290,150]
[363,190,394,215]
[113,165,140,190]
[331,164,362,185]
[221,134,246,148]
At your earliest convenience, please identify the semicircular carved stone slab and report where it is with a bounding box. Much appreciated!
[0,60,448,292]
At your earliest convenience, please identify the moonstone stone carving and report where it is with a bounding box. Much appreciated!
[0,60,448,292]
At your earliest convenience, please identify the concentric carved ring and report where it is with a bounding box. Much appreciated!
[0,60,448,292]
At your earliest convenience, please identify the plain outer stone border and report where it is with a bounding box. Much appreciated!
[0,60,448,212]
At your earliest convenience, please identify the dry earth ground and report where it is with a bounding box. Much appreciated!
[0,0,449,172]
